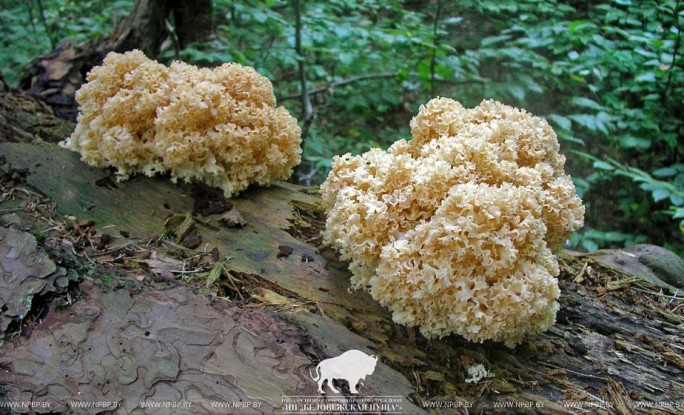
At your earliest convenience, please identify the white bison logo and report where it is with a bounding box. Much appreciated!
[310,350,378,394]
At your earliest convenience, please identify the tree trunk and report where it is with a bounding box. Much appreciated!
[0,89,683,414]
[111,0,213,56]
[110,0,171,57]
[168,0,214,49]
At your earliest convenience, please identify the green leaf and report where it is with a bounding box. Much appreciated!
[619,135,651,149]
[443,17,463,26]
[593,160,615,171]
[547,114,572,131]
[634,72,656,82]
[570,97,603,110]
[339,52,354,65]
[673,208,684,219]
[569,114,597,131]
[634,47,656,58]
[652,189,670,203]
[569,20,594,33]
[481,34,512,47]
[518,74,543,93]
[594,112,612,134]
[652,167,678,178]
[559,134,586,145]
[569,74,587,83]
[660,133,678,149]
[582,239,599,252]
[603,231,631,242]
[508,85,526,102]
[417,59,431,81]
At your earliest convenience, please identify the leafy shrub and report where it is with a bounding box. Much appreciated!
[452,0,683,252]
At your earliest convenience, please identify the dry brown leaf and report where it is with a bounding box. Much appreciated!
[138,252,183,279]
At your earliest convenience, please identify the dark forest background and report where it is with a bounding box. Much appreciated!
[2,0,682,255]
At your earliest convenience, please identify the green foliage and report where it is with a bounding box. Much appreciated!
[302,124,409,182]
[1,0,682,253]
[0,7,47,86]
[0,0,132,85]
[33,232,46,244]
[570,229,648,253]
[452,0,683,252]
[98,275,114,284]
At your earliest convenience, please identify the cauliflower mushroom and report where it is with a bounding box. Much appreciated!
[61,50,301,197]
[321,98,584,347]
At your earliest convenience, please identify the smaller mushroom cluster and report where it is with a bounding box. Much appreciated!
[321,98,585,347]
[61,50,301,197]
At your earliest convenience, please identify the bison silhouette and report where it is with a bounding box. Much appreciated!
[310,350,378,394]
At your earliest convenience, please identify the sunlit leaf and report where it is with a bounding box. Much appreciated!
[593,160,615,171]
[652,189,670,203]
[634,72,656,82]
[652,167,678,178]
[570,97,603,110]
[547,114,572,131]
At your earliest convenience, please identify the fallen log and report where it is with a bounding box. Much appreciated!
[0,88,682,414]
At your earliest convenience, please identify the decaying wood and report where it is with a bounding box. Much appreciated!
[0,84,75,141]
[18,43,112,121]
[0,90,683,414]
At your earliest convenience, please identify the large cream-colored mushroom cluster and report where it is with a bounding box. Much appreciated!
[321,98,584,347]
[61,50,301,197]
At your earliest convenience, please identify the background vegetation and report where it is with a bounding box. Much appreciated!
[1,0,682,254]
